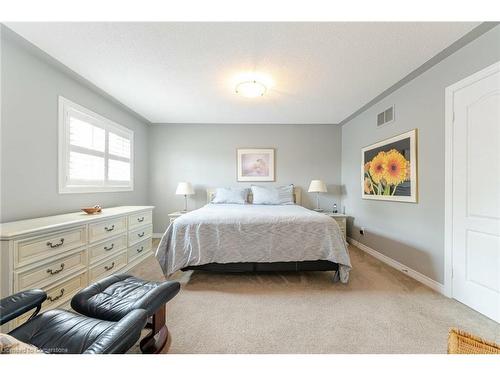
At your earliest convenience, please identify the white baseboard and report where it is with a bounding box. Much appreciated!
[347,237,445,295]
[152,233,163,239]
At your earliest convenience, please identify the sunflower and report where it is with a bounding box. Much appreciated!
[368,151,386,183]
[384,149,408,185]
[364,177,373,194]
[364,161,371,173]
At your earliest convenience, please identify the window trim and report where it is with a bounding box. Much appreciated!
[58,96,134,194]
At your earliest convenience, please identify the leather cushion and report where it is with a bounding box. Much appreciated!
[9,309,116,354]
[71,274,180,321]
[0,289,46,325]
[9,308,147,354]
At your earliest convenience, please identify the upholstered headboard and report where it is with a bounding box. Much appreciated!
[206,186,302,206]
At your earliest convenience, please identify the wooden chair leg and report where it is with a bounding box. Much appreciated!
[140,305,169,354]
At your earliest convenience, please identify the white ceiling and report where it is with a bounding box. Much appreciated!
[6,22,479,124]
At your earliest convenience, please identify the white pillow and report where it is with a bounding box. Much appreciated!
[251,185,294,205]
[211,187,248,204]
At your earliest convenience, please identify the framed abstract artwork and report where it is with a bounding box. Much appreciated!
[361,129,417,202]
[237,148,275,182]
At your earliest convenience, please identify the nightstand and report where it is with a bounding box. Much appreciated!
[322,212,347,241]
[168,211,187,224]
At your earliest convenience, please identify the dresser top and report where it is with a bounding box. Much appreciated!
[0,206,154,240]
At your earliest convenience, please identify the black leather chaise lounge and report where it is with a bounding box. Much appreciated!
[71,274,181,354]
[0,289,147,354]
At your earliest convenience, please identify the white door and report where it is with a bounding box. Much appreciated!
[450,62,500,322]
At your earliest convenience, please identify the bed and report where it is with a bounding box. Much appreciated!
[155,187,351,282]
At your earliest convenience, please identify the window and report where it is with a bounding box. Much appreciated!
[58,97,134,193]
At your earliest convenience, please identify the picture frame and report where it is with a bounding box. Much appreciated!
[237,148,275,182]
[361,129,417,202]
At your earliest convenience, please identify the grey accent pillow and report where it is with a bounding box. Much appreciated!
[251,185,294,205]
[212,187,248,204]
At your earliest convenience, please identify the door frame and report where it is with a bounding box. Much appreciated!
[444,61,500,298]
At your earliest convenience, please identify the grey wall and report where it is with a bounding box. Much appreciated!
[341,25,500,284]
[0,27,151,222]
[150,124,342,233]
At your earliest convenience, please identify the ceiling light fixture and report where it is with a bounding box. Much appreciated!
[235,80,267,98]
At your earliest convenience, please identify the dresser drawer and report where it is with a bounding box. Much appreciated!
[127,238,152,263]
[15,248,87,291]
[128,211,153,230]
[88,216,127,243]
[128,225,152,246]
[88,234,127,265]
[15,272,87,327]
[89,251,127,283]
[14,226,87,269]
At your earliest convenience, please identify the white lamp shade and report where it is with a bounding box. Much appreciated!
[308,180,327,193]
[176,182,194,195]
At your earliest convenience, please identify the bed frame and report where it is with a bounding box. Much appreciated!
[181,187,339,275]
[182,260,338,273]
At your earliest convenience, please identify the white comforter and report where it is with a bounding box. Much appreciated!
[155,204,351,282]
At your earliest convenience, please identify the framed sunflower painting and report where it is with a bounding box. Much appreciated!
[361,129,417,202]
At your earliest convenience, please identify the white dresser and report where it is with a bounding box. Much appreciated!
[0,206,154,331]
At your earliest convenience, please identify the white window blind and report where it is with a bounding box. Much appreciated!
[59,97,134,193]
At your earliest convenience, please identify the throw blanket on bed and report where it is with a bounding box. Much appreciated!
[155,204,351,282]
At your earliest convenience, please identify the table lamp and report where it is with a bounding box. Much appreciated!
[308,180,327,211]
[176,182,195,212]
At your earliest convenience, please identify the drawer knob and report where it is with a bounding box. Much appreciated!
[136,246,144,253]
[47,288,65,302]
[46,263,65,275]
[46,238,65,248]
[104,262,115,271]
[137,217,145,222]
[104,225,115,232]
[138,232,145,238]
[104,243,114,251]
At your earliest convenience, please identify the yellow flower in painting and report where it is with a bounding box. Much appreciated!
[364,178,373,194]
[364,161,371,173]
[369,151,386,183]
[384,149,408,185]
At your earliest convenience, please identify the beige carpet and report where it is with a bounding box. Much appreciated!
[130,242,500,354]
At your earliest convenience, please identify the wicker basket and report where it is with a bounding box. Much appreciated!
[448,328,500,354]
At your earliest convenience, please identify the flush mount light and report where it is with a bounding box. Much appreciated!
[235,80,267,98]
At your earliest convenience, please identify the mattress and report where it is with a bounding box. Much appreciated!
[155,203,351,282]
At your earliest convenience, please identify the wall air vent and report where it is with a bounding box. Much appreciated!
[377,105,395,127]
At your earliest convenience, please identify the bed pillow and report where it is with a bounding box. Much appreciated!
[251,185,294,205]
[211,187,248,204]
